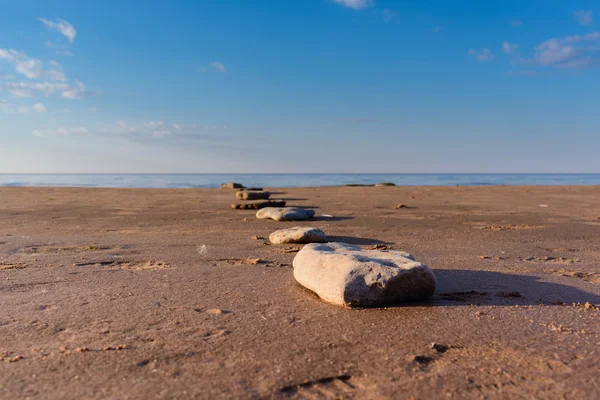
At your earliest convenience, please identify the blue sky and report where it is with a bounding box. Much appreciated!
[1,0,599,173]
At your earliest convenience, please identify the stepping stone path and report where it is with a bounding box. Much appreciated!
[256,207,315,221]
[293,242,436,307]
[269,227,327,244]
[236,191,270,200]
[221,182,245,189]
[232,200,286,210]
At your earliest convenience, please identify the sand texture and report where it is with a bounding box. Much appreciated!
[1,185,599,399]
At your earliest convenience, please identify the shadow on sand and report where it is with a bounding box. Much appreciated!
[325,236,388,245]
[311,216,354,222]
[413,269,599,307]
[295,269,600,308]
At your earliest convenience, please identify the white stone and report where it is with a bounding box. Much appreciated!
[256,207,315,221]
[269,227,327,244]
[293,242,436,307]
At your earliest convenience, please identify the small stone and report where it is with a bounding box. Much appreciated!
[293,242,436,307]
[395,204,408,209]
[479,255,491,259]
[430,343,448,353]
[251,236,265,240]
[256,207,315,221]
[269,227,327,244]
[232,201,286,210]
[236,191,270,200]
[205,308,224,315]
[376,182,396,187]
[220,182,244,189]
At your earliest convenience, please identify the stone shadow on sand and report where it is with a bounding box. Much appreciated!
[295,269,600,308]
[311,216,354,222]
[325,236,388,245]
[425,269,600,307]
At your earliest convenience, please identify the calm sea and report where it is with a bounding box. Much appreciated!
[0,174,599,188]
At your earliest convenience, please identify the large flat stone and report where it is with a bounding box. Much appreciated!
[256,207,315,221]
[293,242,436,307]
[269,227,327,244]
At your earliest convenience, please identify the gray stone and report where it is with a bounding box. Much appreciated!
[269,227,327,244]
[256,207,315,221]
[375,182,396,187]
[231,200,286,210]
[221,182,245,189]
[293,242,436,307]
[236,191,271,200]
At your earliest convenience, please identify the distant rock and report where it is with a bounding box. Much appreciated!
[293,242,436,307]
[232,200,286,210]
[238,187,263,191]
[256,207,315,221]
[269,227,327,244]
[221,182,245,189]
[236,191,271,200]
[376,182,396,187]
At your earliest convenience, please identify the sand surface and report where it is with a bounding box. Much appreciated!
[1,186,599,399]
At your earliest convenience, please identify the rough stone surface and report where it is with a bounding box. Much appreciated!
[293,242,436,307]
[221,182,245,189]
[236,191,271,200]
[269,227,327,244]
[256,207,315,221]
[231,200,286,210]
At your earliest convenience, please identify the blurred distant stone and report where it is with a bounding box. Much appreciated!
[221,182,245,189]
[376,182,396,187]
[232,200,286,210]
[236,191,270,200]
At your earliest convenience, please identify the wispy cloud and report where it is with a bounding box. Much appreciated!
[382,9,398,23]
[210,61,226,72]
[38,18,77,42]
[532,32,600,68]
[502,41,518,54]
[0,100,47,114]
[0,80,92,99]
[0,49,67,81]
[331,0,373,10]
[574,10,593,26]
[510,20,523,27]
[33,126,88,137]
[468,48,495,62]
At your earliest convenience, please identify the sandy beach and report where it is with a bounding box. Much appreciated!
[1,185,599,399]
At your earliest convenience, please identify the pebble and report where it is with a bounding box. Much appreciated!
[256,207,315,221]
[269,227,327,244]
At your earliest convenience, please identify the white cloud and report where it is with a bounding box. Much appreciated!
[1,101,47,114]
[32,103,47,112]
[210,61,226,72]
[33,126,88,137]
[61,80,90,99]
[502,41,518,54]
[532,32,600,68]
[331,0,373,9]
[39,18,77,42]
[574,10,593,26]
[0,49,67,81]
[0,80,91,99]
[382,9,398,23]
[469,48,495,62]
